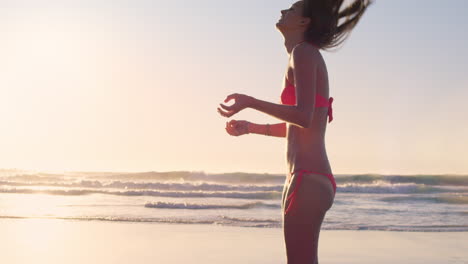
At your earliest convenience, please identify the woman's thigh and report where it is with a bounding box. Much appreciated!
[282,172,335,263]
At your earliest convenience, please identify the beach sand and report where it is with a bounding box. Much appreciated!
[1,218,467,264]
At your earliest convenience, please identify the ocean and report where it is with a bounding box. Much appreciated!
[1,169,467,232]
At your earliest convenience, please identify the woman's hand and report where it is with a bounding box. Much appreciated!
[217,93,255,118]
[225,120,250,137]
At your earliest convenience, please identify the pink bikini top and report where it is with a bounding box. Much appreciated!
[281,78,334,123]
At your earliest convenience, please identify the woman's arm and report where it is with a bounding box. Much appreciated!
[248,122,286,138]
[219,45,318,128]
[249,46,318,128]
[248,99,311,129]
[220,94,311,128]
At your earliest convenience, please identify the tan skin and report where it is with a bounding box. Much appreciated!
[218,1,335,263]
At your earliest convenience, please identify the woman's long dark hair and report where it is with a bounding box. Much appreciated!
[303,0,373,50]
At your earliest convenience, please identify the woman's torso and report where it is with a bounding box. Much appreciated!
[284,51,332,176]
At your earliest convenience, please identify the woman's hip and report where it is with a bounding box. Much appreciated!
[282,170,336,215]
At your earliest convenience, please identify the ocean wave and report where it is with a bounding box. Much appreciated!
[0,171,285,185]
[219,215,279,223]
[0,215,282,228]
[0,187,281,200]
[337,181,464,194]
[335,174,468,186]
[2,180,465,195]
[2,171,468,195]
[380,195,468,205]
[3,170,468,187]
[86,171,286,184]
[0,180,283,192]
[322,224,468,232]
[1,174,70,183]
[144,201,280,210]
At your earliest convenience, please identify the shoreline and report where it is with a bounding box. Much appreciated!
[1,215,468,232]
[1,218,467,264]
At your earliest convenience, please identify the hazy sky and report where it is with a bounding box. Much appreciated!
[1,0,467,175]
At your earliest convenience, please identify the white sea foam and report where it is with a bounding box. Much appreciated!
[336,181,460,194]
[0,180,282,192]
[0,187,282,199]
[144,201,280,210]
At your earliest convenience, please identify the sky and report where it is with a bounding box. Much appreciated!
[0,0,467,175]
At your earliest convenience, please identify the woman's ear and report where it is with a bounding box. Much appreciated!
[301,17,311,27]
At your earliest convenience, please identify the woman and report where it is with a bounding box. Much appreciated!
[217,0,371,263]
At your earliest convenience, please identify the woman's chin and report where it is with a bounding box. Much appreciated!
[276,23,288,32]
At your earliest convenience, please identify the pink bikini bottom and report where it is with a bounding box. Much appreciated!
[284,169,337,215]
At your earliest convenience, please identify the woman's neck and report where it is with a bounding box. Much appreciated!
[283,33,305,55]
